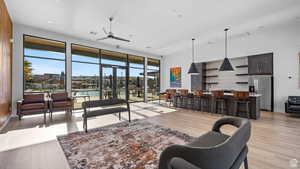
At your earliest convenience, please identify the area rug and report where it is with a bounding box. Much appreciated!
[57,120,195,169]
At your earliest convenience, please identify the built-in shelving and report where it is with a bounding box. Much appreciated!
[236,65,248,68]
[204,75,218,78]
[204,82,219,85]
[203,68,218,71]
[236,73,249,76]
[236,82,249,84]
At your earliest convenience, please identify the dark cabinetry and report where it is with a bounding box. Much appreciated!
[248,53,273,75]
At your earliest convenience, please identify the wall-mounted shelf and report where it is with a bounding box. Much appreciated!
[236,82,249,84]
[236,65,248,68]
[204,82,219,85]
[204,68,218,71]
[204,75,218,78]
[236,73,249,76]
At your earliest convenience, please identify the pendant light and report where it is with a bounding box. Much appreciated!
[188,38,199,74]
[219,28,234,71]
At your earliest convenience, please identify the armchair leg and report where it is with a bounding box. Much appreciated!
[128,110,131,122]
[44,112,46,125]
[18,115,22,120]
[119,112,121,120]
[244,157,249,169]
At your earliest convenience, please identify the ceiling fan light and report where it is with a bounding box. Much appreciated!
[219,58,234,71]
[188,62,199,74]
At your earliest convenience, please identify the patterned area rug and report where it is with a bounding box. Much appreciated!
[57,120,194,169]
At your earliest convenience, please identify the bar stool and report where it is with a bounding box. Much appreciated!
[212,91,227,115]
[178,89,189,108]
[233,91,251,118]
[192,90,202,110]
[173,93,180,107]
[201,94,211,112]
[186,93,195,109]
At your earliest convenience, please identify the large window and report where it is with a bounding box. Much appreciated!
[128,55,145,102]
[147,58,160,101]
[71,44,100,109]
[101,50,127,100]
[23,35,66,94]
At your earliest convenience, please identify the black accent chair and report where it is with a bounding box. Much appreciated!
[158,117,251,169]
[285,96,300,113]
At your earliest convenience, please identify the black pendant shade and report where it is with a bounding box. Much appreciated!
[188,62,198,74]
[188,38,199,74]
[219,28,234,71]
[219,58,234,71]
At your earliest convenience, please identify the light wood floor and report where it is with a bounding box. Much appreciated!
[0,102,300,169]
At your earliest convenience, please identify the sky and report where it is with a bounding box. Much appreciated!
[24,48,159,77]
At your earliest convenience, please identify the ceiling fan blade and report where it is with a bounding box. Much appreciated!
[102,28,108,35]
[111,36,130,42]
[97,37,109,41]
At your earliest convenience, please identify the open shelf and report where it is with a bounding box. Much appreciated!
[236,82,249,84]
[203,68,218,71]
[204,82,219,85]
[236,73,249,76]
[236,65,248,68]
[204,75,218,78]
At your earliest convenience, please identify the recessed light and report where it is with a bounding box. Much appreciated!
[89,31,98,35]
[47,21,53,24]
[258,26,264,29]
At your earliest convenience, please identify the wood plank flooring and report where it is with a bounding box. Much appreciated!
[0,102,300,169]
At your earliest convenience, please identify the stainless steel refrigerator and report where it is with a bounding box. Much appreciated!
[249,75,272,111]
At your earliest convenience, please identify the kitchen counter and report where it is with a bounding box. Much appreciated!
[173,93,261,119]
[202,92,262,97]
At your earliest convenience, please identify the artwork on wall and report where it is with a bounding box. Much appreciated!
[170,67,181,88]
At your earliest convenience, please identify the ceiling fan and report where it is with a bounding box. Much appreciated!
[97,17,130,42]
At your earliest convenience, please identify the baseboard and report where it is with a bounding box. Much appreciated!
[0,115,12,132]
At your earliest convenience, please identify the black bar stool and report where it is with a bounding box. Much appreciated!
[186,93,195,109]
[192,90,203,110]
[212,91,227,115]
[233,92,251,118]
[201,95,211,112]
[178,89,189,108]
[173,94,180,107]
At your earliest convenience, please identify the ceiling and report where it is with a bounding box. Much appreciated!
[5,0,300,56]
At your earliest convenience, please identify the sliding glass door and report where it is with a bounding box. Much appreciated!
[102,66,126,100]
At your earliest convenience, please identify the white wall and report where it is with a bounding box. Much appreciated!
[161,20,300,112]
[12,23,161,115]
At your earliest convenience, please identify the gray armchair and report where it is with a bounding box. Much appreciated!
[158,117,251,169]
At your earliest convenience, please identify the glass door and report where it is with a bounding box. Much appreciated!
[102,66,127,100]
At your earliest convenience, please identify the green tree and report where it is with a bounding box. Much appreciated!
[24,60,33,81]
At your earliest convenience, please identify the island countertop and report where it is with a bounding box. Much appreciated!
[202,92,261,97]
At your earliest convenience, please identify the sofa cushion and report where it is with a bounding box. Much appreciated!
[288,96,300,105]
[288,105,300,111]
[23,94,44,104]
[53,101,72,108]
[51,93,68,101]
[21,103,45,110]
[188,131,230,147]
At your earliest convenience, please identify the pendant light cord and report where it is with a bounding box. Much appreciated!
[224,28,229,58]
[192,38,195,62]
